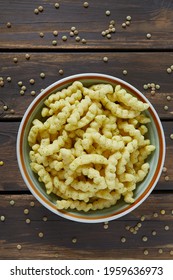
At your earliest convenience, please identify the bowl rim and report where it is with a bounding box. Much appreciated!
[16,73,166,223]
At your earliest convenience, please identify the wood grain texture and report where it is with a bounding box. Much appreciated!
[0,0,173,49]
[0,52,173,120]
[0,121,172,192]
[0,194,173,260]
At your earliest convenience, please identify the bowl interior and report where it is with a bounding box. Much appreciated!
[18,74,165,222]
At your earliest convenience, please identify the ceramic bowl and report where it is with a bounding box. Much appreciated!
[17,73,165,223]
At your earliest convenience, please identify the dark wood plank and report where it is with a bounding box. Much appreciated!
[0,193,173,259]
[0,121,172,192]
[0,0,173,50]
[0,52,173,119]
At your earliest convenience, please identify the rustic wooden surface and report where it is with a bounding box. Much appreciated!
[0,0,173,260]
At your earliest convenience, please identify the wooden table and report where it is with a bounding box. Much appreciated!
[0,0,173,260]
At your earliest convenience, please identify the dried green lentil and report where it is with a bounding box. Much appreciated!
[20,90,25,95]
[34,8,39,14]
[75,36,80,42]
[167,68,172,74]
[126,21,130,26]
[170,250,173,256]
[52,40,57,46]
[6,22,11,28]
[21,86,26,91]
[146,33,152,39]
[25,53,30,60]
[72,238,77,243]
[43,216,48,222]
[126,16,132,21]
[71,26,76,31]
[38,6,43,12]
[106,34,111,39]
[59,69,64,75]
[123,70,127,75]
[164,105,168,111]
[170,134,173,139]
[137,222,142,228]
[83,2,89,8]
[153,212,158,218]
[38,232,44,238]
[143,84,148,90]
[142,236,148,242]
[158,248,163,254]
[104,224,109,229]
[13,57,18,63]
[29,79,35,85]
[30,201,35,207]
[53,30,58,36]
[74,30,79,35]
[122,23,126,28]
[10,200,15,206]
[17,244,22,250]
[165,175,169,181]
[143,249,149,255]
[3,105,8,111]
[103,56,108,62]
[7,77,12,82]
[160,209,166,215]
[24,209,29,215]
[105,10,111,16]
[62,35,67,41]
[140,215,145,221]
[121,237,126,243]
[39,32,44,38]
[69,31,74,37]
[155,84,160,89]
[40,72,45,79]
[152,230,157,236]
[18,81,23,87]
[81,38,87,44]
[171,65,173,70]
[0,81,4,87]
[167,95,171,101]
[55,3,60,9]
[0,215,5,221]
[164,225,169,231]
[10,109,15,114]
[31,91,36,96]
[26,218,31,224]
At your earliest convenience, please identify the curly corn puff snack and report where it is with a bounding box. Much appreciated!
[28,81,155,212]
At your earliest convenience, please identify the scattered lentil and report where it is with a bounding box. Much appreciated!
[43,216,48,222]
[153,212,158,218]
[59,69,64,75]
[146,33,152,39]
[155,84,160,89]
[164,225,169,231]
[34,8,39,15]
[74,29,79,35]
[142,236,148,242]
[165,175,169,181]
[123,69,127,75]
[158,248,163,254]
[52,40,57,46]
[39,32,44,38]
[126,16,132,21]
[140,215,145,221]
[170,250,173,256]
[3,105,8,110]
[126,21,130,26]
[102,31,106,37]
[10,200,15,206]
[143,249,149,255]
[20,90,25,95]
[38,232,44,238]
[71,26,76,32]
[38,6,43,12]
[105,10,111,16]
[0,81,4,87]
[164,105,168,111]
[31,91,36,96]
[160,209,166,215]
[75,36,80,42]
[13,57,18,63]
[167,68,172,74]
[162,166,167,173]
[152,230,157,236]
[104,224,109,229]
[17,244,22,250]
[24,209,29,215]
[167,95,171,101]
[26,218,31,224]
[121,237,126,243]
[69,31,74,37]
[103,56,108,62]
[25,53,30,60]
[53,30,58,36]
[171,210,173,215]
[62,35,67,41]
[72,238,77,243]
[83,2,89,8]
[7,77,12,82]
[29,79,35,85]
[0,161,4,166]
[170,134,173,139]
[151,90,155,95]
[30,201,35,207]
[125,225,130,230]
[21,86,26,91]
[106,34,111,39]
[40,72,45,78]
[10,109,15,114]
[171,65,173,70]
[18,81,23,87]
[0,215,5,221]
[55,3,60,9]
[137,222,142,228]
[6,22,11,28]
[81,38,87,44]
[122,23,126,28]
